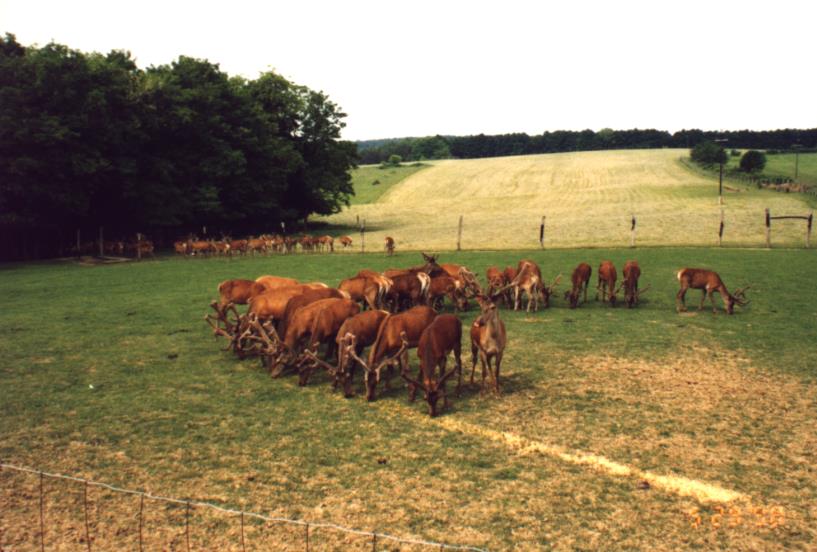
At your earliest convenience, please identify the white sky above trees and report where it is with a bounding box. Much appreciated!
[2,0,815,141]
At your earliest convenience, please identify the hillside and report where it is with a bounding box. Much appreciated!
[326,149,815,250]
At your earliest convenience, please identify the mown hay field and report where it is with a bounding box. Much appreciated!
[326,149,816,251]
[1,248,816,550]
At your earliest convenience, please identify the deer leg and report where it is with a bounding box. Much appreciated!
[711,290,720,314]
[479,350,490,394]
[676,287,687,312]
[440,358,450,409]
[494,351,503,395]
[470,344,479,385]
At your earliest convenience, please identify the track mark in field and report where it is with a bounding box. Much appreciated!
[437,417,749,505]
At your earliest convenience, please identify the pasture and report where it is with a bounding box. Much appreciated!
[325,149,816,251]
[1,248,815,550]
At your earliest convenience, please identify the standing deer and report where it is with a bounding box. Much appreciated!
[402,314,463,417]
[596,261,618,306]
[676,268,749,314]
[564,262,592,309]
[384,236,395,256]
[470,294,506,394]
[620,260,649,308]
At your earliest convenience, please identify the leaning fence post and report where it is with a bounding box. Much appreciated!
[806,211,813,249]
[718,208,724,247]
[539,216,545,249]
[630,215,637,248]
[39,471,45,552]
[456,214,463,251]
[83,480,92,552]
[765,208,771,248]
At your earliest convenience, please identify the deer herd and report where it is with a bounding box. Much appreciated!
[205,253,749,417]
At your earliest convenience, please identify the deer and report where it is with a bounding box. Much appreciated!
[470,294,507,394]
[509,260,559,311]
[339,235,353,249]
[384,272,430,312]
[427,274,466,311]
[276,287,351,338]
[486,267,507,303]
[502,266,518,308]
[319,310,391,398]
[596,261,618,306]
[564,262,592,309]
[255,275,300,292]
[269,298,358,378]
[620,260,649,308]
[297,298,361,386]
[365,305,437,401]
[229,239,248,256]
[384,236,395,256]
[401,314,463,417]
[676,268,749,315]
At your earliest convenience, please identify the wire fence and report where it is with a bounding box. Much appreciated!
[0,462,488,551]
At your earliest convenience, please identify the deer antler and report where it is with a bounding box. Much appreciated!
[547,274,562,293]
[373,332,409,383]
[731,285,751,306]
[635,284,651,298]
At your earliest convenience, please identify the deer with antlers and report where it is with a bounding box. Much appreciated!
[676,268,749,315]
[470,294,507,394]
[620,260,649,308]
[564,263,592,309]
[365,305,437,401]
[401,314,463,417]
[509,260,560,312]
[596,260,618,306]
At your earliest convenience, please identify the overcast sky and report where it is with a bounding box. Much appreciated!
[3,0,815,141]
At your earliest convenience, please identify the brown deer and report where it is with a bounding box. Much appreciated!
[216,279,257,311]
[676,268,749,314]
[384,272,430,311]
[428,274,463,311]
[596,261,618,306]
[384,236,395,256]
[401,314,463,417]
[365,305,437,401]
[502,266,518,307]
[620,260,649,308]
[339,235,353,249]
[328,310,391,398]
[470,294,507,394]
[229,239,248,256]
[276,287,350,337]
[297,298,361,386]
[486,267,507,301]
[564,263,592,309]
[510,260,558,311]
[255,275,300,293]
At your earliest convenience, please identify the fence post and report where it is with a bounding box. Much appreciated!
[539,216,545,249]
[456,214,463,251]
[807,211,813,249]
[630,215,637,248]
[98,227,104,257]
[718,208,724,247]
[765,208,771,248]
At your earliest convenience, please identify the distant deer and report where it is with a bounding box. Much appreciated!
[564,263,592,309]
[470,294,506,394]
[596,261,618,306]
[384,236,395,256]
[676,268,749,314]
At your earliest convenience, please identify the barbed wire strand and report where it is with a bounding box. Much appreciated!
[0,462,488,552]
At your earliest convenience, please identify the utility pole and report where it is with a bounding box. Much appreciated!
[714,138,728,205]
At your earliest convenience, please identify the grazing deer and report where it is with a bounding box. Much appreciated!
[217,279,257,311]
[564,263,592,309]
[229,239,248,256]
[384,236,395,256]
[470,294,507,394]
[329,310,391,397]
[486,267,507,302]
[502,266,518,307]
[365,305,437,401]
[676,268,749,314]
[596,261,618,306]
[173,240,189,256]
[402,314,462,417]
[384,272,430,312]
[620,260,649,308]
[441,263,482,303]
[510,260,558,311]
[276,287,350,338]
[297,298,361,386]
[254,275,300,293]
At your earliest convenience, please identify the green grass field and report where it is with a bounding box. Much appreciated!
[324,150,815,251]
[348,163,432,205]
[722,151,817,186]
[2,249,815,550]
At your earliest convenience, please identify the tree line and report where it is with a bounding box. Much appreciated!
[357,128,817,164]
[0,34,356,260]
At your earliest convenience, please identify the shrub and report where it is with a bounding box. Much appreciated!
[690,142,727,167]
[739,150,767,173]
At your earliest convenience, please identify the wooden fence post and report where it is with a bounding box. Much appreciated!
[765,208,771,248]
[807,211,813,249]
[456,214,463,251]
[718,208,724,247]
[539,216,545,249]
[630,215,636,248]
[98,227,104,257]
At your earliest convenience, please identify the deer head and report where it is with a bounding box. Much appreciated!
[726,285,750,314]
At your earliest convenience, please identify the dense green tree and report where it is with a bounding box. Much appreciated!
[690,141,727,168]
[739,150,766,173]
